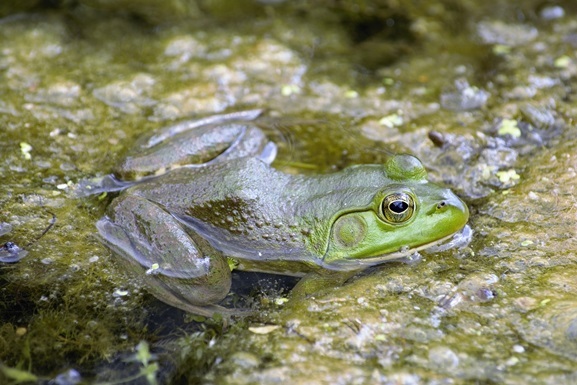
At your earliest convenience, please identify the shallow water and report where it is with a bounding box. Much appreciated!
[1,1,577,384]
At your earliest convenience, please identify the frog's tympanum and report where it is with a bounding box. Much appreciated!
[96,110,469,316]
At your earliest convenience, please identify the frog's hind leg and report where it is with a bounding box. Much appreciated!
[115,110,275,180]
[97,194,234,317]
[143,109,263,148]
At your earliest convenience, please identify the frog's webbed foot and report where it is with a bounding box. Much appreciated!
[97,194,234,316]
[73,174,133,198]
[256,141,277,165]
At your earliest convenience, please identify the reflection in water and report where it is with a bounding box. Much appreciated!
[256,114,394,174]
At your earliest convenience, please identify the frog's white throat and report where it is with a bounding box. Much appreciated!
[324,225,471,271]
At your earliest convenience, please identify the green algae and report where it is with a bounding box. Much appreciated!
[0,0,577,384]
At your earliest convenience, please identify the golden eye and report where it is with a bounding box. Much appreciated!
[381,192,415,223]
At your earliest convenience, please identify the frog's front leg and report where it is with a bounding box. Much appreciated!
[289,270,357,299]
[97,194,233,317]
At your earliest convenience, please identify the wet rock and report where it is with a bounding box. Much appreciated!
[440,79,490,111]
[2,2,577,384]
[25,81,82,107]
[0,222,13,236]
[439,272,498,310]
[539,5,565,21]
[519,103,556,129]
[93,73,157,114]
[516,300,577,360]
[428,346,459,370]
[477,20,538,46]
[227,351,261,369]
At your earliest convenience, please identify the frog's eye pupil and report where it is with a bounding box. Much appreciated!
[389,200,408,213]
[380,192,415,224]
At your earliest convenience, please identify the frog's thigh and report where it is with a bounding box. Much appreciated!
[97,194,231,310]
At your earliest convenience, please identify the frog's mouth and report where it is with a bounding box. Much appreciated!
[323,225,472,271]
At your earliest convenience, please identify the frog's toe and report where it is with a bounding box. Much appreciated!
[258,142,277,165]
[73,174,132,197]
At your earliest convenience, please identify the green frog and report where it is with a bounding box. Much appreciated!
[96,110,469,316]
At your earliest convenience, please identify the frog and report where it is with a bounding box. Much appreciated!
[95,109,469,316]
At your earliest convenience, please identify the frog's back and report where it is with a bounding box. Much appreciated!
[131,157,288,218]
[130,158,317,262]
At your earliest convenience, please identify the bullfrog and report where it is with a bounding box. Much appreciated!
[96,110,469,316]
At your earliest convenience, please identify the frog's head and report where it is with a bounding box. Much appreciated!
[322,154,469,270]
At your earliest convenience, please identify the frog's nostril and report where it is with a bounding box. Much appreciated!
[438,194,469,220]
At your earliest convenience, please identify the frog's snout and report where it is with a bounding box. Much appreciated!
[436,193,469,222]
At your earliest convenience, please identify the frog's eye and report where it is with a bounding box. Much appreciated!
[380,192,415,224]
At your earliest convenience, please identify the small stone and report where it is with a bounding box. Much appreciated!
[228,351,261,369]
[440,80,489,111]
[539,6,565,21]
[113,289,129,297]
[249,325,281,334]
[477,21,538,46]
[428,346,459,370]
[512,344,525,353]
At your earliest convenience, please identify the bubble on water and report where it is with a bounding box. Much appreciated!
[69,264,81,272]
